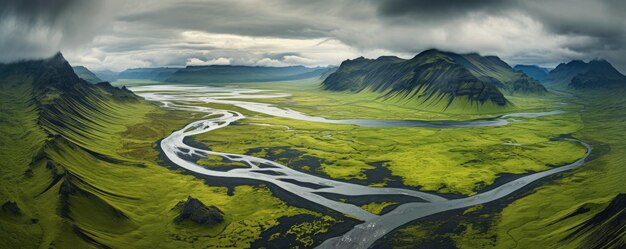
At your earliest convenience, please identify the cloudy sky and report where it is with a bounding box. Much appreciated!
[1,0,625,72]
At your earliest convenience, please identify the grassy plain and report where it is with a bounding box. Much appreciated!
[132,78,588,196]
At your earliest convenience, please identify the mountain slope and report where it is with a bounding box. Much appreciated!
[544,59,626,88]
[514,65,550,81]
[562,193,626,248]
[0,53,143,248]
[72,66,103,84]
[165,65,330,83]
[322,49,546,111]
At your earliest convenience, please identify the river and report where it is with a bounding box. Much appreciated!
[130,84,590,249]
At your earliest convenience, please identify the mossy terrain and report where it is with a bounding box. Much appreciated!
[159,79,587,196]
[384,88,626,248]
[0,58,341,248]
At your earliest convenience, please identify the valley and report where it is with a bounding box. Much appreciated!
[1,53,624,249]
[2,1,625,248]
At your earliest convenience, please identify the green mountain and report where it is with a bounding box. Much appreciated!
[165,65,330,83]
[117,67,181,81]
[513,64,550,81]
[72,66,103,84]
[322,49,546,111]
[0,53,143,247]
[544,59,626,88]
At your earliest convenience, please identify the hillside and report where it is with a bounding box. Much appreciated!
[0,53,143,247]
[544,59,626,88]
[72,66,103,84]
[322,49,546,111]
[514,64,550,81]
[165,65,330,83]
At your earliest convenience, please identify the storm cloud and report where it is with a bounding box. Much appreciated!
[1,0,625,72]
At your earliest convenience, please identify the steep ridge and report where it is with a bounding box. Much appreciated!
[165,65,330,83]
[561,193,626,248]
[514,64,550,81]
[441,51,546,94]
[544,59,626,88]
[72,66,103,84]
[0,53,143,248]
[322,49,546,111]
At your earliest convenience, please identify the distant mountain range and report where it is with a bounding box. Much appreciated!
[117,67,180,81]
[88,65,333,84]
[513,65,551,81]
[165,65,333,83]
[322,49,546,111]
[544,59,626,88]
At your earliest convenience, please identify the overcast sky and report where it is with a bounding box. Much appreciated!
[1,0,625,72]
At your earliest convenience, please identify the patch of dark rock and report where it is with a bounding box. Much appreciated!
[2,201,21,215]
[173,196,224,227]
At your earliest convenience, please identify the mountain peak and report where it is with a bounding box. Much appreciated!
[545,59,626,88]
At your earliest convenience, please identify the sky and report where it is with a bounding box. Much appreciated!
[1,0,625,72]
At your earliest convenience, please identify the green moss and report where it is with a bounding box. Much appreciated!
[360,202,397,215]
[286,216,339,247]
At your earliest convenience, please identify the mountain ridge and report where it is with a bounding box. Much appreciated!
[513,64,551,81]
[322,49,546,111]
[544,59,626,88]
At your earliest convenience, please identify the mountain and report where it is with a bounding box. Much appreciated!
[544,59,626,88]
[117,67,181,81]
[319,66,338,80]
[72,66,103,84]
[514,64,550,81]
[0,53,141,247]
[165,65,330,83]
[322,49,546,111]
[93,69,119,82]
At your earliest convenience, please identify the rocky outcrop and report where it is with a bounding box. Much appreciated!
[173,196,225,227]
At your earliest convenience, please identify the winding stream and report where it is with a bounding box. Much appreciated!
[131,85,590,249]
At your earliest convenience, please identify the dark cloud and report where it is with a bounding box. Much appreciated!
[0,0,114,62]
[118,1,336,39]
[0,0,82,23]
[2,0,626,73]
[377,0,509,18]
